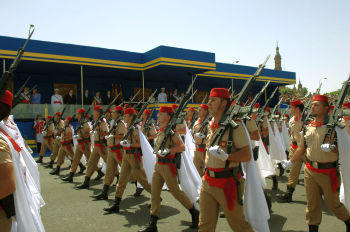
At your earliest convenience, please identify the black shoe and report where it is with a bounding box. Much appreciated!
[189,207,199,228]
[76,176,90,189]
[278,163,285,176]
[309,225,319,232]
[103,197,121,214]
[44,160,54,168]
[50,166,60,175]
[138,215,158,232]
[78,162,86,174]
[134,187,144,197]
[276,186,295,203]
[93,185,109,200]
[94,169,105,180]
[219,212,225,218]
[272,176,278,190]
[36,156,43,164]
[345,218,350,232]
[62,172,74,183]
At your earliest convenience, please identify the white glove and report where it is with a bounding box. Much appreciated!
[321,143,336,152]
[42,131,47,136]
[208,145,228,161]
[53,129,57,134]
[73,134,80,139]
[157,148,170,157]
[281,160,293,170]
[120,140,130,148]
[56,136,62,140]
[195,132,206,139]
[105,135,114,140]
[89,130,96,135]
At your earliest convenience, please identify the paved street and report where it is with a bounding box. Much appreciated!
[38,160,345,232]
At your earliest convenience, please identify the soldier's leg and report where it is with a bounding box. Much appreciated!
[193,151,204,176]
[104,151,118,186]
[85,148,101,178]
[39,139,48,157]
[150,167,165,216]
[198,181,219,232]
[131,156,151,193]
[304,167,323,226]
[114,156,133,199]
[0,210,12,232]
[318,172,350,222]
[50,147,65,175]
[50,141,60,162]
[287,158,304,188]
[70,147,84,174]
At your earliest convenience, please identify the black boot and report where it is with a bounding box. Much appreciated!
[103,197,121,214]
[93,185,109,200]
[44,160,54,168]
[189,207,199,228]
[134,182,144,196]
[264,190,272,213]
[94,169,105,180]
[62,172,74,183]
[345,218,350,232]
[78,162,86,174]
[309,225,318,232]
[138,215,158,232]
[272,175,278,190]
[36,156,43,163]
[278,163,285,176]
[76,176,90,189]
[50,166,60,175]
[276,186,295,203]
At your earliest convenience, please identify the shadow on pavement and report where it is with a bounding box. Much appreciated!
[268,213,287,232]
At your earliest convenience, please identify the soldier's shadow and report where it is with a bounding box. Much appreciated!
[120,201,180,228]
[268,213,287,232]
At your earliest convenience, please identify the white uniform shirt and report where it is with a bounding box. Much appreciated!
[158,92,167,103]
[51,94,63,105]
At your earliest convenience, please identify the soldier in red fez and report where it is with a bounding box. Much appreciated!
[36,114,55,164]
[283,95,350,231]
[141,109,157,147]
[185,107,196,129]
[341,102,350,135]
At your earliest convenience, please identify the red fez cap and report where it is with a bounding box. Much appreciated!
[94,105,103,111]
[77,108,86,114]
[284,114,290,117]
[171,104,178,110]
[143,109,151,116]
[290,99,303,107]
[124,107,137,115]
[254,103,260,108]
[65,116,72,121]
[210,88,230,99]
[199,104,209,110]
[159,106,174,114]
[188,107,195,112]
[46,115,52,119]
[330,105,334,110]
[124,104,128,108]
[276,112,281,115]
[312,94,328,103]
[107,108,112,113]
[114,106,124,111]
[86,115,90,118]
[0,90,13,107]
[55,112,61,116]
[342,102,350,108]
[266,107,271,112]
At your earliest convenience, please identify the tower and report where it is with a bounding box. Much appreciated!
[274,41,282,71]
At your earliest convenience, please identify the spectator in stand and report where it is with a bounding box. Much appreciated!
[93,91,102,105]
[104,90,113,105]
[33,114,44,153]
[51,88,63,105]
[157,87,167,103]
[31,87,41,104]
[64,89,77,105]
[20,87,31,104]
[180,92,185,99]
[83,89,92,105]
[169,89,180,102]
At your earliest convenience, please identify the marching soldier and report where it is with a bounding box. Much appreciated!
[141,109,157,147]
[277,99,305,203]
[283,95,350,232]
[341,102,350,135]
[138,106,199,232]
[44,112,64,168]
[185,107,196,129]
[193,104,209,176]
[50,116,75,175]
[103,107,152,214]
[171,104,187,136]
[198,88,253,232]
[62,108,91,182]
[76,105,108,189]
[36,115,54,164]
[92,106,125,200]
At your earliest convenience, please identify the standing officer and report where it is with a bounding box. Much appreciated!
[198,88,253,232]
[45,112,64,168]
[62,108,91,182]
[283,95,350,232]
[36,115,54,163]
[76,105,108,189]
[193,104,209,176]
[277,99,304,203]
[138,106,199,232]
[103,107,151,214]
[92,105,125,200]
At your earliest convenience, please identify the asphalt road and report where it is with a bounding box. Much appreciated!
[38,160,345,232]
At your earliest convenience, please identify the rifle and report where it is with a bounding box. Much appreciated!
[0,25,35,100]
[321,75,350,151]
[256,86,279,126]
[122,89,157,141]
[269,96,284,122]
[158,75,198,154]
[12,76,31,106]
[92,93,120,130]
[75,104,93,135]
[54,105,67,127]
[302,81,323,124]
[210,55,270,146]
[123,89,141,108]
[143,107,156,136]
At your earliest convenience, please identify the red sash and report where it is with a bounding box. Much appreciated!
[306,162,338,192]
[124,147,142,165]
[196,147,205,153]
[54,101,62,104]
[290,142,298,150]
[21,99,30,104]
[0,128,22,152]
[157,153,177,176]
[204,167,241,211]
[78,138,90,152]
[61,139,73,151]
[109,144,123,163]
[94,142,105,154]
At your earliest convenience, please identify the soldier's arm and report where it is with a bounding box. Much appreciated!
[290,134,306,162]
[130,130,141,148]
[0,142,15,199]
[115,122,125,140]
[227,125,251,162]
[99,121,109,137]
[147,124,157,140]
[227,146,251,162]
[170,133,185,153]
[250,130,260,141]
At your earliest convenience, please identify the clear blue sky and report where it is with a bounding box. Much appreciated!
[1,0,349,93]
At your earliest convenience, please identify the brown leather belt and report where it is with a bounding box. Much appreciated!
[306,158,337,169]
